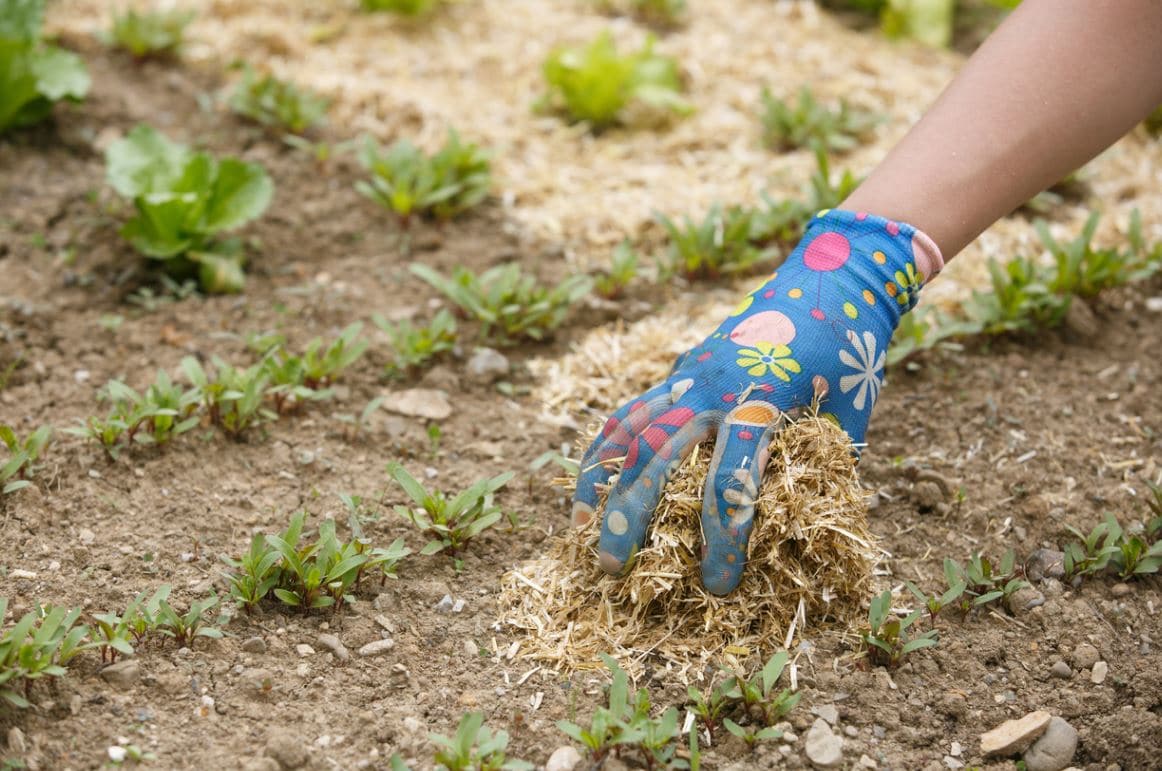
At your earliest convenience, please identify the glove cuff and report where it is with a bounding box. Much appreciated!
[804,208,945,284]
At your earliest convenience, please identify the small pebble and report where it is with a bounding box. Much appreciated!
[1023,716,1078,771]
[1090,661,1108,684]
[108,747,127,763]
[844,725,859,738]
[295,644,315,658]
[1050,661,1072,679]
[317,634,349,662]
[435,595,454,613]
[7,727,27,754]
[358,639,395,657]
[804,718,844,768]
[1110,583,1131,598]
[1071,643,1100,670]
[545,745,582,771]
[241,637,267,654]
[812,704,840,726]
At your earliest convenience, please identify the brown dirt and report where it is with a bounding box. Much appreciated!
[1,31,1160,771]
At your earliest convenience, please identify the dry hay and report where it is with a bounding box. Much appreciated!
[498,412,878,681]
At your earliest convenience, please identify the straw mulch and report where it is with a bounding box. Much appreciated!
[498,412,878,681]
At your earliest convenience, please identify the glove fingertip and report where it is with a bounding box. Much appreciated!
[701,551,745,596]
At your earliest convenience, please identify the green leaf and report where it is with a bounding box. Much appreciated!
[0,0,44,41]
[191,251,246,294]
[105,124,192,198]
[419,540,446,556]
[30,45,89,101]
[202,158,274,232]
[901,636,939,654]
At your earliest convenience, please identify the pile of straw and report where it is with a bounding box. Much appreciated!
[499,412,878,680]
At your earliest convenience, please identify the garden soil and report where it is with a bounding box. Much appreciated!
[0,5,1160,771]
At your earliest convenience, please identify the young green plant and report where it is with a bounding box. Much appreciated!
[376,309,459,376]
[540,31,691,130]
[105,124,274,293]
[0,0,90,134]
[760,86,879,153]
[411,263,592,345]
[861,589,938,669]
[230,65,330,134]
[106,7,194,59]
[429,712,532,771]
[0,424,51,495]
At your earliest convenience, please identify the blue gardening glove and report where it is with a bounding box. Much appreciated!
[572,209,944,595]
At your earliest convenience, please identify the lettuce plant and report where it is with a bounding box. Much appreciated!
[105,124,274,293]
[0,0,90,133]
[540,32,690,130]
[229,65,330,134]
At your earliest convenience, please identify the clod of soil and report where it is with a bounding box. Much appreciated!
[500,413,875,679]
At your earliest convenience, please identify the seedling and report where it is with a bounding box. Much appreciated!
[122,586,170,644]
[657,204,775,280]
[686,678,735,739]
[540,32,691,130]
[804,145,861,212]
[332,396,385,438]
[905,561,966,623]
[229,65,330,134]
[301,323,369,388]
[221,533,282,612]
[556,654,640,759]
[106,7,194,59]
[182,355,274,439]
[0,0,90,134]
[429,711,532,771]
[595,0,687,28]
[266,513,365,610]
[105,124,274,293]
[860,589,938,669]
[723,718,783,749]
[376,309,458,375]
[760,86,878,153]
[357,131,491,224]
[1063,514,1122,578]
[0,424,51,495]
[155,595,224,649]
[593,240,641,299]
[1063,513,1162,580]
[88,609,135,664]
[136,369,202,445]
[411,263,592,345]
[1040,211,1159,297]
[254,324,367,412]
[959,550,1029,607]
[0,601,90,708]
[1113,533,1162,579]
[388,463,513,561]
[346,507,412,581]
[361,0,442,14]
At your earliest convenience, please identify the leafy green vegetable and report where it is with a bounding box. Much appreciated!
[105,124,274,293]
[229,65,330,134]
[540,31,691,130]
[357,131,491,223]
[0,0,90,133]
[106,7,194,59]
[760,86,879,153]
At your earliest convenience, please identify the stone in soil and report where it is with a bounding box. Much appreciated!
[241,636,267,654]
[1025,549,1066,581]
[264,731,309,770]
[317,633,350,661]
[805,717,844,768]
[1006,585,1045,615]
[1071,643,1100,670]
[812,704,840,726]
[1050,661,1072,679]
[466,347,509,383]
[381,388,453,420]
[1022,716,1078,771]
[1090,661,1108,684]
[358,638,395,657]
[7,727,27,754]
[545,745,583,771]
[294,644,315,658]
[980,710,1051,757]
[100,659,141,690]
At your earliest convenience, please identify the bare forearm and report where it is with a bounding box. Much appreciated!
[843,0,1162,258]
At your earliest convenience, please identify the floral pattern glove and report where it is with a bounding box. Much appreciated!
[572,209,944,595]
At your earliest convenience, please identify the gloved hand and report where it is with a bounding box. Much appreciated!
[572,209,944,595]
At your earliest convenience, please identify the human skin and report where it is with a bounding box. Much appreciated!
[576,0,1162,590]
[844,0,1162,258]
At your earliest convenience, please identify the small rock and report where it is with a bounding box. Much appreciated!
[465,348,509,383]
[1050,661,1072,679]
[108,747,127,763]
[242,668,274,693]
[1063,298,1099,338]
[545,745,583,771]
[100,659,141,690]
[950,741,962,757]
[294,644,315,658]
[980,710,1052,757]
[1110,583,1132,598]
[1025,549,1066,582]
[912,480,944,510]
[240,758,281,771]
[359,639,395,657]
[264,731,309,770]
[1146,296,1162,312]
[79,528,96,545]
[857,755,877,769]
[805,718,844,768]
[381,388,453,420]
[463,639,479,658]
[374,614,395,633]
[843,725,859,738]
[317,634,349,662]
[1006,586,1046,615]
[943,757,964,770]
[241,636,267,654]
[1023,717,1078,771]
[1071,643,1100,670]
[7,727,27,754]
[435,595,455,613]
[9,569,36,579]
[812,704,840,726]
[1090,661,1108,684]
